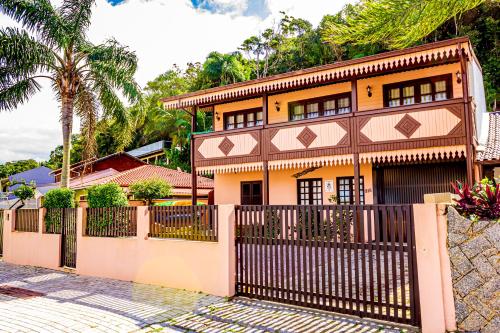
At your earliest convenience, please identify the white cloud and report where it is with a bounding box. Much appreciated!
[0,0,352,163]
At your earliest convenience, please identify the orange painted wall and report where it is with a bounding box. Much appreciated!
[214,163,373,205]
[357,63,463,111]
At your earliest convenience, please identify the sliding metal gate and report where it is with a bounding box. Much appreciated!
[235,205,421,327]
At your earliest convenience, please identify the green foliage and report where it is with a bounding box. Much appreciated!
[13,184,35,203]
[87,183,128,208]
[0,0,140,187]
[129,177,172,205]
[322,0,485,49]
[0,159,39,179]
[43,188,75,208]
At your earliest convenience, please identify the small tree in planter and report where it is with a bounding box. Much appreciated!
[43,188,75,233]
[129,178,172,206]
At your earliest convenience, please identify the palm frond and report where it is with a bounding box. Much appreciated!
[84,39,138,76]
[74,82,98,159]
[0,27,55,71]
[0,0,66,46]
[0,78,41,111]
[60,0,95,45]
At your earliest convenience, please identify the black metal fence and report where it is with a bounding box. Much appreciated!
[149,205,218,241]
[85,207,137,237]
[235,204,420,327]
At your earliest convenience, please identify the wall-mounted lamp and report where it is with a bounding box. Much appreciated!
[214,111,221,121]
[367,85,372,98]
[275,101,281,112]
[456,71,462,84]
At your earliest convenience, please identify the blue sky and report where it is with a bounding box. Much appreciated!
[108,0,270,18]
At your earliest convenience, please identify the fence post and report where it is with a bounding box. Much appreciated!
[136,206,149,240]
[413,203,448,333]
[436,204,457,332]
[218,204,236,297]
[39,208,46,234]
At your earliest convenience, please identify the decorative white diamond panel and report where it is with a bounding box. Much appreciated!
[271,122,346,152]
[197,133,258,159]
[360,108,461,142]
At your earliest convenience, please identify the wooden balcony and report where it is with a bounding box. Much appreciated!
[193,98,467,168]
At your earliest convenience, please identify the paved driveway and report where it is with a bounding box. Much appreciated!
[0,261,415,333]
[0,262,222,332]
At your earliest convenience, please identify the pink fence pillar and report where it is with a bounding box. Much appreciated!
[413,203,455,333]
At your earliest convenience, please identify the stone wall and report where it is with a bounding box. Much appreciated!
[447,207,499,332]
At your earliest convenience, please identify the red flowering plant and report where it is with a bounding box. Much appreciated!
[451,178,500,221]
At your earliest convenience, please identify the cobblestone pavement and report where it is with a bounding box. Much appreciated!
[146,298,418,333]
[0,261,222,332]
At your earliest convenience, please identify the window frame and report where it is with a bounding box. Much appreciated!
[223,108,264,130]
[297,178,323,205]
[383,74,453,108]
[288,92,352,122]
[336,176,365,205]
[241,181,263,205]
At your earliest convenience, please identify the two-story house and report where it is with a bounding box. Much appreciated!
[162,37,488,206]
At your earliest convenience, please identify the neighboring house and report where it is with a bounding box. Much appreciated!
[71,165,214,202]
[126,140,171,164]
[162,37,489,205]
[477,112,500,179]
[0,166,55,209]
[51,152,145,182]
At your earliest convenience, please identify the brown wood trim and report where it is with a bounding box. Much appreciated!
[267,146,353,161]
[194,130,262,162]
[196,155,263,167]
[358,137,466,153]
[193,125,264,138]
[162,37,469,104]
[357,98,463,116]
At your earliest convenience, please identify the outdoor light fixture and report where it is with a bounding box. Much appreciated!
[367,85,372,97]
[456,71,462,84]
[275,101,281,112]
[215,111,221,121]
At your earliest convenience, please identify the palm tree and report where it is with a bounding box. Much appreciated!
[0,0,140,188]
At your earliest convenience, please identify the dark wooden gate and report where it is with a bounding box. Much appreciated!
[235,205,421,327]
[61,208,77,268]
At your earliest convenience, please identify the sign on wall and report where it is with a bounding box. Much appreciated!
[324,180,334,193]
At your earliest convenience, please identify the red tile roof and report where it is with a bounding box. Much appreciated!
[106,165,214,189]
[478,112,500,162]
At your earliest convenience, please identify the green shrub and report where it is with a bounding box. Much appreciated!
[87,183,128,208]
[43,188,75,208]
[129,177,172,206]
[13,184,35,203]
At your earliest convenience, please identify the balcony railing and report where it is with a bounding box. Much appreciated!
[193,98,467,167]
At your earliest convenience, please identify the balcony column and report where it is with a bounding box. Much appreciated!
[351,79,361,204]
[191,106,198,205]
[262,92,270,205]
[459,45,475,185]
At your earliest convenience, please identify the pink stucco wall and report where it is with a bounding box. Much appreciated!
[2,209,61,270]
[75,206,236,297]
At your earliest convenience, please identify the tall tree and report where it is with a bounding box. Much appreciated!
[322,0,486,48]
[0,0,140,187]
